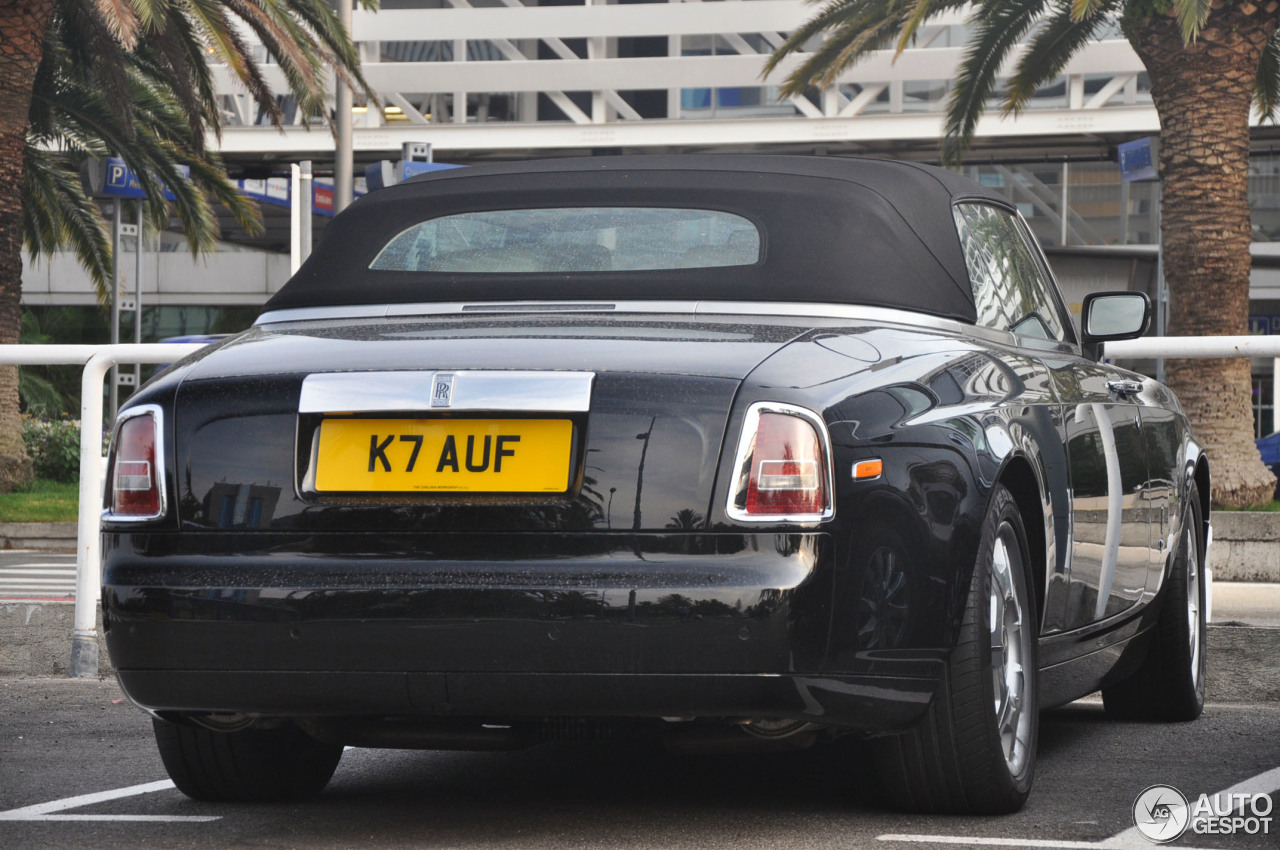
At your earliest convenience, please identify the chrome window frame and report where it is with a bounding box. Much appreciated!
[951,201,1076,346]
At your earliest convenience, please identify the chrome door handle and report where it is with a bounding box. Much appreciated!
[1106,379,1143,397]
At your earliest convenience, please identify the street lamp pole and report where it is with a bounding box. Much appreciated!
[334,0,353,213]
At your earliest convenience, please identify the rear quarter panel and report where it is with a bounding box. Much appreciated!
[717,325,1065,674]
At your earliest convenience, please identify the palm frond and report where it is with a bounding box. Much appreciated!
[765,0,969,99]
[22,147,113,294]
[19,370,68,419]
[895,0,948,54]
[1174,0,1212,42]
[91,0,141,49]
[221,0,321,92]
[1256,29,1280,120]
[763,0,891,80]
[47,0,137,139]
[1069,0,1103,23]
[132,17,220,143]
[22,0,371,299]
[1002,0,1120,116]
[941,0,1049,164]
[128,0,168,31]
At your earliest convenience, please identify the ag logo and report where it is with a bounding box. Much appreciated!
[1133,784,1190,843]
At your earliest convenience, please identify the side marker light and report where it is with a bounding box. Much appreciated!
[852,459,883,480]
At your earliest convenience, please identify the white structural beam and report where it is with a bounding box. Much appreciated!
[350,1,814,42]
[335,43,1144,94]
[210,40,1143,100]
[351,4,969,42]
[1085,73,1138,109]
[215,105,1163,155]
[839,84,888,118]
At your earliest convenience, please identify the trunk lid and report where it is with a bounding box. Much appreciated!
[172,313,811,533]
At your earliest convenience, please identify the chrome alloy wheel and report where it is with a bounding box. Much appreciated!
[1184,525,1202,687]
[989,522,1032,777]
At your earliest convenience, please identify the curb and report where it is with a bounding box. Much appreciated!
[1209,512,1280,583]
[0,602,112,678]
[1,515,1275,569]
[0,522,76,551]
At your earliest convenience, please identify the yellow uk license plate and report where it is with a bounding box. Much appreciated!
[315,418,573,493]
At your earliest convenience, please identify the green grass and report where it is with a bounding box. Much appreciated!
[1220,499,1280,512]
[0,479,79,522]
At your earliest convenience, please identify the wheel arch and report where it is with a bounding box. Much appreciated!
[995,455,1047,631]
[1193,455,1211,551]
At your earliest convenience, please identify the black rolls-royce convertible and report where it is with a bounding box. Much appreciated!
[102,155,1209,814]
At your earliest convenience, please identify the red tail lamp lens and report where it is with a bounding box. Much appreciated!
[745,412,828,515]
[112,414,161,517]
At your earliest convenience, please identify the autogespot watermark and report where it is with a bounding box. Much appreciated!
[1132,784,1274,843]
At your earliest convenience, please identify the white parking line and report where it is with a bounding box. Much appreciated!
[0,779,219,823]
[877,838,1116,848]
[878,765,1280,850]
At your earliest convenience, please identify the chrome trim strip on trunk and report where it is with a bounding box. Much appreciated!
[256,300,1071,355]
[258,300,957,331]
[299,370,596,413]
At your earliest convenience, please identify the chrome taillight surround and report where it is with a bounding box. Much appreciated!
[103,404,167,523]
[725,401,835,523]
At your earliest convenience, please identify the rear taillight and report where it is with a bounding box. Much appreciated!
[728,403,833,522]
[108,406,165,520]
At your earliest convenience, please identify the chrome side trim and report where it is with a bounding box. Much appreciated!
[257,304,407,324]
[299,370,595,413]
[102,404,168,524]
[725,401,836,524]
[695,300,968,336]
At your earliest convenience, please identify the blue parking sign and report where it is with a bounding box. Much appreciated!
[102,157,188,200]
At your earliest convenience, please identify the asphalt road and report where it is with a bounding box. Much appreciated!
[1,670,1277,850]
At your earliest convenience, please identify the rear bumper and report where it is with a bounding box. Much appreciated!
[103,531,946,730]
[115,670,938,732]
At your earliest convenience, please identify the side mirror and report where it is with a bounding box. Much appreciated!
[1081,291,1151,345]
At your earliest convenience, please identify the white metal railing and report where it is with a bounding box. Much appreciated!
[0,344,205,677]
[1104,336,1280,428]
[0,334,1276,677]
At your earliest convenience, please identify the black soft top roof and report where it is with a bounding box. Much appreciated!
[264,155,1012,323]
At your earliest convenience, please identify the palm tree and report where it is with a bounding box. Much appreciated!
[0,0,373,491]
[665,508,706,530]
[766,0,1279,507]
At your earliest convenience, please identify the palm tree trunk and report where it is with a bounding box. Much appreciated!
[0,0,56,490]
[1127,3,1280,507]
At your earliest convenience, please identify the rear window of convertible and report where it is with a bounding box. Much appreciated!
[368,208,762,273]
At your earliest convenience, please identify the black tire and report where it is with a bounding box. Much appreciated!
[872,484,1038,814]
[153,717,343,802]
[1102,481,1206,722]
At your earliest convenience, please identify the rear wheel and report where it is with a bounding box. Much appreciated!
[1102,481,1206,721]
[872,484,1038,814]
[153,717,343,802]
